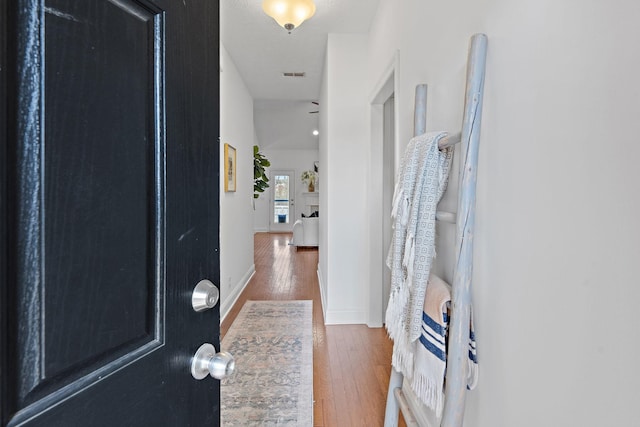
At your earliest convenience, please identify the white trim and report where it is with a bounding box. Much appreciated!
[220,265,255,322]
[325,309,367,325]
[317,266,327,322]
[317,266,368,325]
[367,50,400,327]
[369,50,400,104]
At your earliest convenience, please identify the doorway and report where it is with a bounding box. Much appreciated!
[270,169,296,232]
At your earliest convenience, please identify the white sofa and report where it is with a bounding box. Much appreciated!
[291,217,319,247]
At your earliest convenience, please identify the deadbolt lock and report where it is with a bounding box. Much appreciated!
[191,279,219,312]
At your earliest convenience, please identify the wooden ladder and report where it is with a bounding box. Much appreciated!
[384,33,488,427]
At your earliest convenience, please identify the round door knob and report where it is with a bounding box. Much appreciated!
[191,280,219,312]
[191,343,235,380]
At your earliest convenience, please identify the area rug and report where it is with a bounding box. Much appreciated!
[221,300,313,426]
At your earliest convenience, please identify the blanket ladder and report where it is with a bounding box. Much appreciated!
[383,33,487,427]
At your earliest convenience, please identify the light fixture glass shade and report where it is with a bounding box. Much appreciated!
[262,0,316,32]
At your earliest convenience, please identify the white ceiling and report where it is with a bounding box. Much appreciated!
[221,0,380,150]
[253,99,320,150]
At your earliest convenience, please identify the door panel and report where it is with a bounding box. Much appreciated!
[1,0,221,425]
[43,0,162,382]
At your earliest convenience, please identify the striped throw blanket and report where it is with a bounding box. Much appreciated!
[412,274,478,416]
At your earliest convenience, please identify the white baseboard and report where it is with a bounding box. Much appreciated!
[367,318,384,328]
[220,265,255,323]
[317,267,366,325]
[324,309,367,325]
[254,227,268,233]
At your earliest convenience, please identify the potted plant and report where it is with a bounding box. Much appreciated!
[254,145,271,199]
[301,170,317,192]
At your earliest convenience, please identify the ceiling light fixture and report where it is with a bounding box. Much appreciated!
[312,130,319,136]
[262,0,316,33]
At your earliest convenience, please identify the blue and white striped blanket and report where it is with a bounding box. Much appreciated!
[412,274,478,416]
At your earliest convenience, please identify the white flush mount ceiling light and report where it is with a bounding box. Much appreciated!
[312,130,319,136]
[262,0,316,33]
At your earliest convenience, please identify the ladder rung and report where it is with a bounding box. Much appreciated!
[436,210,456,223]
[438,132,461,149]
[393,388,420,427]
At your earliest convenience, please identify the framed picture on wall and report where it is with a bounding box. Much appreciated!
[224,143,236,192]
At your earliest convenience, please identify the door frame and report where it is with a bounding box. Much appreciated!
[367,51,399,327]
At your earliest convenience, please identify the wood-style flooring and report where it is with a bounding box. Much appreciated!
[221,232,407,427]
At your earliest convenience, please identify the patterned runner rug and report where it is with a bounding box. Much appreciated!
[221,300,313,426]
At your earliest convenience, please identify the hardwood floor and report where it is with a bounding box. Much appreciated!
[221,233,407,427]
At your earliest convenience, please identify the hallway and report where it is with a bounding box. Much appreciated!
[221,233,399,426]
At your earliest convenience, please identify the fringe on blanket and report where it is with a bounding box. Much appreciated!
[412,370,446,417]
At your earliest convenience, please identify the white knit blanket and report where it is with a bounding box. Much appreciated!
[385,131,452,376]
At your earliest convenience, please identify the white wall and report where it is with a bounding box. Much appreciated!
[321,34,370,324]
[219,43,256,318]
[253,148,319,232]
[362,0,640,425]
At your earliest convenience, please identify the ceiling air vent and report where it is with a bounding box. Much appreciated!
[282,72,306,78]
